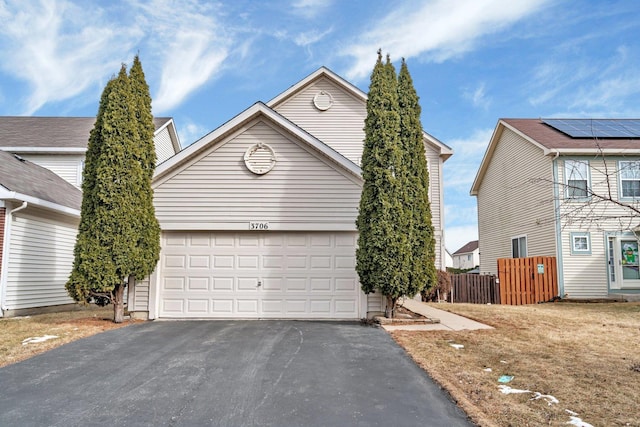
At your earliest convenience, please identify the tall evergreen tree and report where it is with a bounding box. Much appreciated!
[67,58,160,323]
[356,51,411,317]
[397,58,437,296]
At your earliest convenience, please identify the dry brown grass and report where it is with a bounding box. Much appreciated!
[393,302,640,427]
[0,306,131,368]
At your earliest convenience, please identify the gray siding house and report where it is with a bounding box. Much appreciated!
[129,67,453,320]
[0,117,181,316]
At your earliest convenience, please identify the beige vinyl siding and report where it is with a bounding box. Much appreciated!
[557,157,634,297]
[367,292,383,315]
[477,128,557,275]
[425,143,445,270]
[129,276,150,314]
[5,210,77,310]
[272,76,367,165]
[153,119,362,231]
[560,229,608,298]
[20,154,83,187]
[154,127,176,164]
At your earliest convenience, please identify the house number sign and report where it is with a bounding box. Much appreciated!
[249,222,269,230]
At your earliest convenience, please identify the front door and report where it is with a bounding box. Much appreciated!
[612,237,640,288]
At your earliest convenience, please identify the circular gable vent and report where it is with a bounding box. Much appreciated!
[244,143,277,175]
[313,90,333,111]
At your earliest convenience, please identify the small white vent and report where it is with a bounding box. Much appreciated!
[313,90,333,111]
[244,143,277,175]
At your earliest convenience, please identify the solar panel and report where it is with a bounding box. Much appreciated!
[542,119,640,138]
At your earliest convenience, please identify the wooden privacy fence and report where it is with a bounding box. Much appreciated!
[451,273,499,304]
[497,256,558,305]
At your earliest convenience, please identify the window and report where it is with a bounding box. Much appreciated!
[619,161,640,198]
[467,254,472,261]
[570,232,591,255]
[564,160,589,199]
[511,236,527,258]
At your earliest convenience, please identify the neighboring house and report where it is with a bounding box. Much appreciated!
[471,118,640,299]
[452,240,479,270]
[128,67,453,320]
[0,117,181,188]
[0,151,82,316]
[444,248,454,269]
[0,117,181,317]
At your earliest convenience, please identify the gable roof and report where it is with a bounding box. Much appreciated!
[0,116,175,152]
[0,151,82,215]
[453,240,479,255]
[470,118,640,196]
[154,102,363,185]
[267,67,453,161]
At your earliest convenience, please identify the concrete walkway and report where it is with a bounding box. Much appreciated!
[383,299,494,332]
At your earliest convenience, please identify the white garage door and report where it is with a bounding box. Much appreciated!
[158,231,361,319]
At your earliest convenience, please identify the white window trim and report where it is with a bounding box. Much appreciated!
[511,235,527,258]
[570,232,591,255]
[564,159,590,201]
[618,160,640,200]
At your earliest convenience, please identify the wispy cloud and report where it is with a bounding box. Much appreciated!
[463,83,491,110]
[528,44,640,116]
[132,0,231,114]
[290,0,333,19]
[294,27,333,47]
[0,0,136,114]
[341,0,551,81]
[0,0,233,115]
[444,128,493,190]
[444,224,479,253]
[177,119,209,147]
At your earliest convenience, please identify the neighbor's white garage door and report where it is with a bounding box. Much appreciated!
[158,231,361,319]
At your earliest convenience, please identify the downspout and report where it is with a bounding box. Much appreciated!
[0,201,28,316]
[550,152,564,297]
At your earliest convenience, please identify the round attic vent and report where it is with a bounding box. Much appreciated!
[313,90,333,111]
[244,143,277,175]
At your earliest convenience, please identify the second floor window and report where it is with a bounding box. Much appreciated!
[619,161,640,198]
[564,160,589,199]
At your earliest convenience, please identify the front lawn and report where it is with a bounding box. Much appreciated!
[393,302,640,427]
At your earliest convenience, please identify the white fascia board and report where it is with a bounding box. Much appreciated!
[267,67,367,108]
[0,147,87,153]
[154,102,363,184]
[423,130,453,161]
[549,148,640,156]
[0,188,80,218]
[154,118,182,153]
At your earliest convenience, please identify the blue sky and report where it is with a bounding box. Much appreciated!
[1,0,639,252]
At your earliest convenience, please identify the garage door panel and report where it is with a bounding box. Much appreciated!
[158,232,360,319]
[213,278,234,290]
[188,255,210,268]
[188,277,209,291]
[163,277,185,291]
[214,255,234,268]
[237,277,259,291]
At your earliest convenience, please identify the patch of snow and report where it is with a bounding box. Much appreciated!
[531,392,559,406]
[22,335,59,345]
[483,368,492,372]
[498,385,531,394]
[565,410,594,427]
[500,360,508,364]
[449,343,464,350]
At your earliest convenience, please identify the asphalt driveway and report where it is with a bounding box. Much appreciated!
[0,321,472,426]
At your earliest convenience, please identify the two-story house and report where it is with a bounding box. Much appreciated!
[127,67,453,320]
[471,118,640,300]
[452,240,479,270]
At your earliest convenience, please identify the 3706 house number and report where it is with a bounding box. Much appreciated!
[249,222,269,230]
